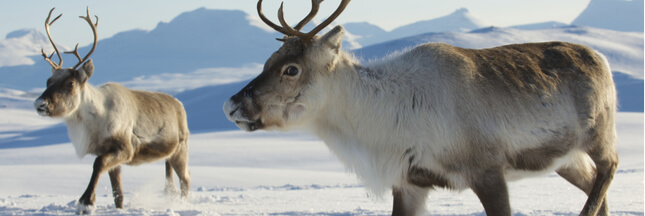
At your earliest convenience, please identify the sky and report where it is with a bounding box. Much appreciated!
[0,0,591,47]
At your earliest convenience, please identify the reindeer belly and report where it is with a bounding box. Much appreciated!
[127,138,179,165]
[504,149,576,181]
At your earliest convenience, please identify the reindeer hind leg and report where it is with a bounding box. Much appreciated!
[168,143,190,199]
[580,143,618,216]
[108,166,124,208]
[164,160,178,196]
[556,151,611,215]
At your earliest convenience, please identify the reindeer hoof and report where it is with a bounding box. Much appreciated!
[164,187,179,197]
[76,203,95,215]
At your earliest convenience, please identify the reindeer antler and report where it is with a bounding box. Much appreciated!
[257,0,350,42]
[65,7,99,70]
[41,7,99,70]
[41,8,63,69]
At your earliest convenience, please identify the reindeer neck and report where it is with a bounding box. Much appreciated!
[64,83,105,123]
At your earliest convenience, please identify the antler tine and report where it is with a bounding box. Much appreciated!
[293,0,323,31]
[257,0,290,35]
[71,7,99,70]
[43,8,63,69]
[259,0,350,42]
[304,0,350,41]
[64,44,82,63]
[277,3,309,39]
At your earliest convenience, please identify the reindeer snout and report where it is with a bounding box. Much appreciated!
[223,99,241,122]
[34,98,49,116]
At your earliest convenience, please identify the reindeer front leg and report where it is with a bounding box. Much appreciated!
[108,166,124,208]
[78,138,133,214]
[392,184,430,216]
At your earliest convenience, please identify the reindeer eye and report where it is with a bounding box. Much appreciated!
[283,66,299,76]
[66,81,74,88]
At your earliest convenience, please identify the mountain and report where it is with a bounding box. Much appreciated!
[572,0,644,32]
[344,8,491,47]
[388,8,489,40]
[343,22,388,47]
[509,21,570,30]
[0,8,283,90]
[0,29,64,68]
[0,8,366,91]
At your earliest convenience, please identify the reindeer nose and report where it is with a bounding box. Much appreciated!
[34,98,49,115]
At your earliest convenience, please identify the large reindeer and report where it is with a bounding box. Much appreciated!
[223,0,618,215]
[34,8,190,214]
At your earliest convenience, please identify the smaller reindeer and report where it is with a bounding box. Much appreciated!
[34,8,190,214]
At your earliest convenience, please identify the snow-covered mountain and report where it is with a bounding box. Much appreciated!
[0,8,284,90]
[572,0,644,32]
[342,22,388,47]
[509,21,570,30]
[345,8,490,47]
[0,29,65,67]
[388,8,489,40]
[0,8,363,91]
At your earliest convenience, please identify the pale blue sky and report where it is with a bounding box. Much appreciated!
[1,0,590,47]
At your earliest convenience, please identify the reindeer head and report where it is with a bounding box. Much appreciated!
[223,0,350,131]
[34,8,98,118]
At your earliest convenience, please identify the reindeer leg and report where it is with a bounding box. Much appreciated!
[77,156,103,214]
[392,184,430,216]
[169,145,190,199]
[108,166,124,208]
[470,168,511,216]
[164,160,176,196]
[78,138,133,214]
[557,152,610,215]
[580,146,618,216]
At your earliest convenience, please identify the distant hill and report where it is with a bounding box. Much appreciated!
[388,8,489,40]
[0,29,64,68]
[343,22,387,47]
[509,21,570,30]
[344,8,490,47]
[572,0,644,32]
[0,8,283,90]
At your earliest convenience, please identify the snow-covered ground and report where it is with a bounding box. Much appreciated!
[0,102,642,215]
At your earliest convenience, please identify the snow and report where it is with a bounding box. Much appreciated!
[0,105,642,215]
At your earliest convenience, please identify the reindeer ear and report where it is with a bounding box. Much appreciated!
[319,25,345,53]
[78,59,94,83]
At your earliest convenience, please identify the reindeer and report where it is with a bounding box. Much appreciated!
[223,0,618,215]
[34,8,190,214]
